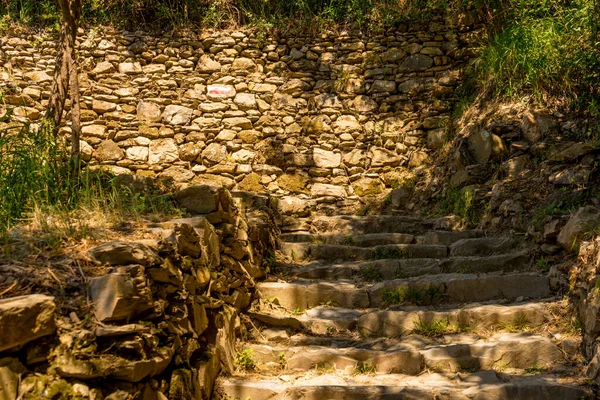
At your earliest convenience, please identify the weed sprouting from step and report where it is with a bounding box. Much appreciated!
[236,348,257,371]
[278,352,286,369]
[360,266,382,282]
[354,362,376,375]
[375,247,407,259]
[524,364,547,374]
[499,313,530,332]
[340,235,356,245]
[263,250,278,274]
[290,307,303,316]
[326,326,337,335]
[314,361,335,374]
[536,256,550,272]
[412,316,462,337]
[381,287,421,305]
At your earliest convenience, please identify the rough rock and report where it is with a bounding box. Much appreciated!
[557,206,600,252]
[90,241,160,266]
[94,140,124,162]
[0,295,56,352]
[174,185,221,214]
[162,105,193,125]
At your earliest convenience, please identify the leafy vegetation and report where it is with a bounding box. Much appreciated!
[412,316,466,337]
[236,348,257,371]
[0,123,181,239]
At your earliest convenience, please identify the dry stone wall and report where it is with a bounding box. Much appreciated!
[0,15,479,213]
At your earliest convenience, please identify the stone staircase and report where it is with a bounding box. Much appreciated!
[215,214,593,399]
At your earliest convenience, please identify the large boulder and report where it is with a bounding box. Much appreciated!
[90,241,160,266]
[557,206,600,252]
[0,295,56,352]
[521,110,557,143]
[174,185,222,214]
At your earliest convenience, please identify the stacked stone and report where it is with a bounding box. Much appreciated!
[0,185,275,400]
[0,13,479,214]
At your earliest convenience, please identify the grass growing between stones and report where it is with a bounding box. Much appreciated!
[0,123,183,248]
[412,316,466,337]
[360,266,383,282]
[381,285,444,306]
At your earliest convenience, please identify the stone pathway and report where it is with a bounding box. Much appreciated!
[215,215,593,399]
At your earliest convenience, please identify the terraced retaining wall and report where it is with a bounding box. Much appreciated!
[0,14,479,212]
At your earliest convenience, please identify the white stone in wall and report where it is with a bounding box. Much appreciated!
[343,149,367,167]
[24,70,52,83]
[137,101,162,123]
[231,57,257,72]
[126,146,149,162]
[370,147,402,167]
[223,117,252,129]
[90,61,115,75]
[114,87,139,97]
[142,64,167,74]
[232,149,255,163]
[197,55,222,73]
[97,39,116,50]
[207,84,236,100]
[119,62,143,75]
[313,148,341,168]
[92,99,117,114]
[233,93,256,110]
[202,143,227,164]
[333,115,361,134]
[148,139,179,164]
[310,183,347,198]
[162,105,193,126]
[249,83,277,94]
[199,103,228,112]
[81,124,108,139]
[216,130,237,141]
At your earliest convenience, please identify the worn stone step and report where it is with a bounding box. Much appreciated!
[258,280,369,310]
[294,250,531,280]
[248,343,423,375]
[217,372,592,400]
[358,301,552,338]
[420,229,485,245]
[280,232,416,246]
[369,272,550,308]
[448,237,522,257]
[310,215,434,235]
[257,273,550,311]
[251,301,555,337]
[280,242,448,260]
[243,333,567,375]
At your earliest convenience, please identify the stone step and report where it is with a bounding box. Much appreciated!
[257,273,550,311]
[358,301,551,338]
[285,215,435,235]
[293,250,531,280]
[251,301,555,337]
[280,243,449,260]
[217,372,592,400]
[243,333,568,375]
[280,232,416,246]
[421,229,485,245]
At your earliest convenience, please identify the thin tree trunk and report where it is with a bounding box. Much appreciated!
[44,0,82,166]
